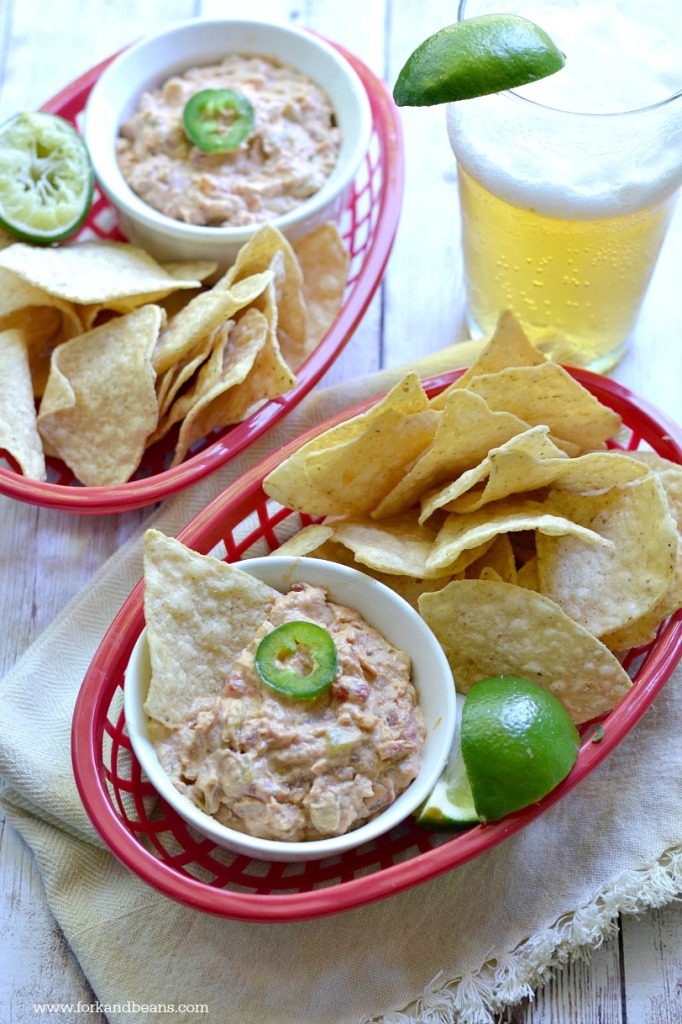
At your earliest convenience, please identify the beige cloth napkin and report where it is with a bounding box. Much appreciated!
[1,340,681,1024]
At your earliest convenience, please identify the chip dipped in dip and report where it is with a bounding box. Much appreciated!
[117,54,342,228]
[152,580,426,843]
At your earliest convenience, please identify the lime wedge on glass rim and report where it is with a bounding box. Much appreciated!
[416,693,480,831]
[0,111,94,244]
[393,13,565,107]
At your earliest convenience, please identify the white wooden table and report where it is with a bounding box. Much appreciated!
[1,1,681,1021]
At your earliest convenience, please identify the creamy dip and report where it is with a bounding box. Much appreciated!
[153,582,426,842]
[117,54,342,228]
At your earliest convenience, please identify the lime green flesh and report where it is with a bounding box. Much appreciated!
[0,112,94,244]
[416,760,479,831]
[460,676,580,824]
[417,693,479,831]
[393,14,565,107]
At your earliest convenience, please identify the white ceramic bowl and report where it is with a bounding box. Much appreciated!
[124,555,456,863]
[84,18,373,267]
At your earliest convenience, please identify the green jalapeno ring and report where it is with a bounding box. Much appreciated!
[254,621,338,700]
[182,88,255,153]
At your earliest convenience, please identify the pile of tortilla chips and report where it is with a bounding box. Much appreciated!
[0,222,348,486]
[264,310,682,725]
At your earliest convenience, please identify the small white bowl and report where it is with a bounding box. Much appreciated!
[124,555,456,862]
[84,18,373,267]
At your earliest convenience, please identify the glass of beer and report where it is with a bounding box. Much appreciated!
[447,0,682,371]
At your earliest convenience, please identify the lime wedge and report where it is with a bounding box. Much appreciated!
[0,112,94,245]
[416,693,479,831]
[393,14,565,107]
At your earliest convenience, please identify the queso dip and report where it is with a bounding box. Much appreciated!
[152,581,426,843]
[117,54,342,228]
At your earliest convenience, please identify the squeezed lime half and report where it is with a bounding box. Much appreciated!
[0,111,94,244]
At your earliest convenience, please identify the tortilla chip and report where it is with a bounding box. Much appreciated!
[643,461,682,514]
[465,533,517,584]
[0,328,46,480]
[155,330,221,421]
[0,240,205,305]
[419,426,564,521]
[163,260,218,283]
[220,223,310,370]
[37,304,162,486]
[466,362,622,451]
[426,497,613,574]
[219,272,297,407]
[79,259,218,329]
[431,308,546,408]
[292,222,349,350]
[329,511,453,579]
[147,320,235,447]
[598,461,682,649]
[516,555,540,591]
[152,271,272,374]
[477,566,504,582]
[551,450,650,491]
[304,412,440,517]
[278,529,462,611]
[0,266,83,395]
[273,523,336,557]
[601,561,682,651]
[425,431,649,519]
[269,250,310,371]
[419,579,632,723]
[142,530,278,728]
[264,372,438,516]
[171,304,295,467]
[624,450,681,473]
[536,476,678,637]
[373,388,532,519]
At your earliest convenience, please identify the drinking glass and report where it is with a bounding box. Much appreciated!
[447,0,682,371]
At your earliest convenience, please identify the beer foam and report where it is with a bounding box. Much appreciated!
[452,134,682,220]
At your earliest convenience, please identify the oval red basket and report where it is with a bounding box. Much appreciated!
[0,38,403,515]
[72,367,682,922]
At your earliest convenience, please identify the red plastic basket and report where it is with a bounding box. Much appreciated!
[0,39,404,515]
[72,367,682,922]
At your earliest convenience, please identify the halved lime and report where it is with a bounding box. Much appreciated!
[0,111,94,245]
[416,693,479,831]
[393,14,565,107]
[461,676,580,823]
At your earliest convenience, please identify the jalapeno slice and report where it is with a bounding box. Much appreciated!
[255,621,338,699]
[182,88,255,153]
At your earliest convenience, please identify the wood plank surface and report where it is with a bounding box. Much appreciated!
[1,1,681,1022]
